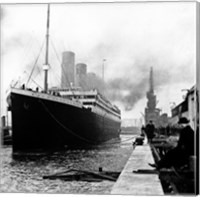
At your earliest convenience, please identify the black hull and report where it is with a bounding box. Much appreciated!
[10,91,121,152]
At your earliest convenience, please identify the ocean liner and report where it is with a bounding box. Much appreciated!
[6,5,121,152]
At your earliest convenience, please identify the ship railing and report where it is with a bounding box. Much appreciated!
[92,106,121,122]
[96,95,120,115]
[97,95,113,108]
[58,88,121,115]
[95,100,121,118]
[63,92,119,116]
[82,98,120,119]
[58,89,98,96]
[96,96,121,115]
[11,88,83,109]
[97,93,112,105]
[49,87,82,92]
[79,98,96,103]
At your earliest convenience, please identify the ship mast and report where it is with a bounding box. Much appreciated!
[43,4,50,92]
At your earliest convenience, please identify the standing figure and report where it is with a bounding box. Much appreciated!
[145,120,155,143]
[141,125,145,137]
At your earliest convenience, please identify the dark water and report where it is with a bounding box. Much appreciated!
[0,134,135,194]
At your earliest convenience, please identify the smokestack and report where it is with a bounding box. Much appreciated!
[61,51,75,88]
[76,63,87,88]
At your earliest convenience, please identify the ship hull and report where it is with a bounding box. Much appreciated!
[9,90,121,152]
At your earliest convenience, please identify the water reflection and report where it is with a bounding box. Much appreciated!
[0,134,135,194]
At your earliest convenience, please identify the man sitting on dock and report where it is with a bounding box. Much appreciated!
[149,117,194,170]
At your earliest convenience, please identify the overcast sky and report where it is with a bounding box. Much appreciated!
[1,2,196,121]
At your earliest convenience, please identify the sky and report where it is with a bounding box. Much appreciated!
[0,2,196,122]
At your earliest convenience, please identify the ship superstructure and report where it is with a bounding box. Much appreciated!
[50,88,121,121]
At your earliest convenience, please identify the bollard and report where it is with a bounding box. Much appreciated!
[99,167,103,172]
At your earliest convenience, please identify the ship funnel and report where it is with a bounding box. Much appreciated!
[61,51,75,88]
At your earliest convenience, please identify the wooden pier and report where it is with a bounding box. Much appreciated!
[111,140,164,195]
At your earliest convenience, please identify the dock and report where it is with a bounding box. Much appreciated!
[111,140,164,195]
